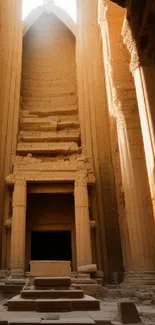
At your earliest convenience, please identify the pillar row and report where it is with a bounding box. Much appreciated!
[100,2,155,284]
[74,178,92,269]
[10,180,27,276]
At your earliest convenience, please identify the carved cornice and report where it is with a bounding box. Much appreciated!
[122,18,140,75]
[122,17,152,75]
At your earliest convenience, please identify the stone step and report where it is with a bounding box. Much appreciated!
[21,290,84,300]
[20,119,80,131]
[22,103,77,113]
[8,296,36,311]
[71,284,102,296]
[22,108,78,116]
[19,131,80,143]
[72,279,96,284]
[21,112,78,121]
[35,286,70,291]
[41,319,95,325]
[17,142,81,155]
[8,295,100,312]
[36,296,100,312]
[58,121,80,130]
[5,279,26,285]
[34,277,71,287]
[9,319,96,325]
[0,284,24,294]
[77,274,91,279]
[20,119,57,131]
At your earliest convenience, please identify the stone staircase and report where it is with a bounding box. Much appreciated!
[8,277,100,312]
[18,103,81,156]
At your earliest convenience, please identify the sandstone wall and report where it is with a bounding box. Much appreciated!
[20,12,80,156]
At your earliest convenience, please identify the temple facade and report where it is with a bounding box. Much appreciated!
[0,0,155,285]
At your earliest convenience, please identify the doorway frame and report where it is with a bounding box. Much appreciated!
[26,223,77,272]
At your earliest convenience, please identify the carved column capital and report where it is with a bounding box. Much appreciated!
[75,174,88,186]
[14,178,26,187]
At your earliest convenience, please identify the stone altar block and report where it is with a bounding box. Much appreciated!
[30,261,71,277]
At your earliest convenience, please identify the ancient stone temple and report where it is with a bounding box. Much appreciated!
[0,0,155,288]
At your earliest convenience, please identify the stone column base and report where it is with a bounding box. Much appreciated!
[11,269,25,279]
[123,271,155,286]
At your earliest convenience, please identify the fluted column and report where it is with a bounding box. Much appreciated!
[100,1,155,284]
[11,180,27,276]
[77,0,123,281]
[123,18,155,219]
[134,66,155,215]
[74,177,92,269]
[0,0,22,267]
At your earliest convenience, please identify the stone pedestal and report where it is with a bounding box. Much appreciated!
[10,180,27,276]
[30,261,71,277]
[74,178,92,269]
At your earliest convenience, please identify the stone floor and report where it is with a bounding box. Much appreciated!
[0,297,155,324]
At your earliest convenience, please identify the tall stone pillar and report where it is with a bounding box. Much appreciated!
[0,0,22,267]
[74,177,92,269]
[77,0,123,281]
[100,1,155,284]
[10,180,27,276]
[123,18,155,219]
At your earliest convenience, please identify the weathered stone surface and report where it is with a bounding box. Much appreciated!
[116,300,141,324]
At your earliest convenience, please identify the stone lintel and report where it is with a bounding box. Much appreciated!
[6,155,96,186]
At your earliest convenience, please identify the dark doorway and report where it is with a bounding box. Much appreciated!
[31,231,72,262]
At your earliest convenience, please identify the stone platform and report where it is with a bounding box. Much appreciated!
[30,262,71,277]
[8,277,100,312]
